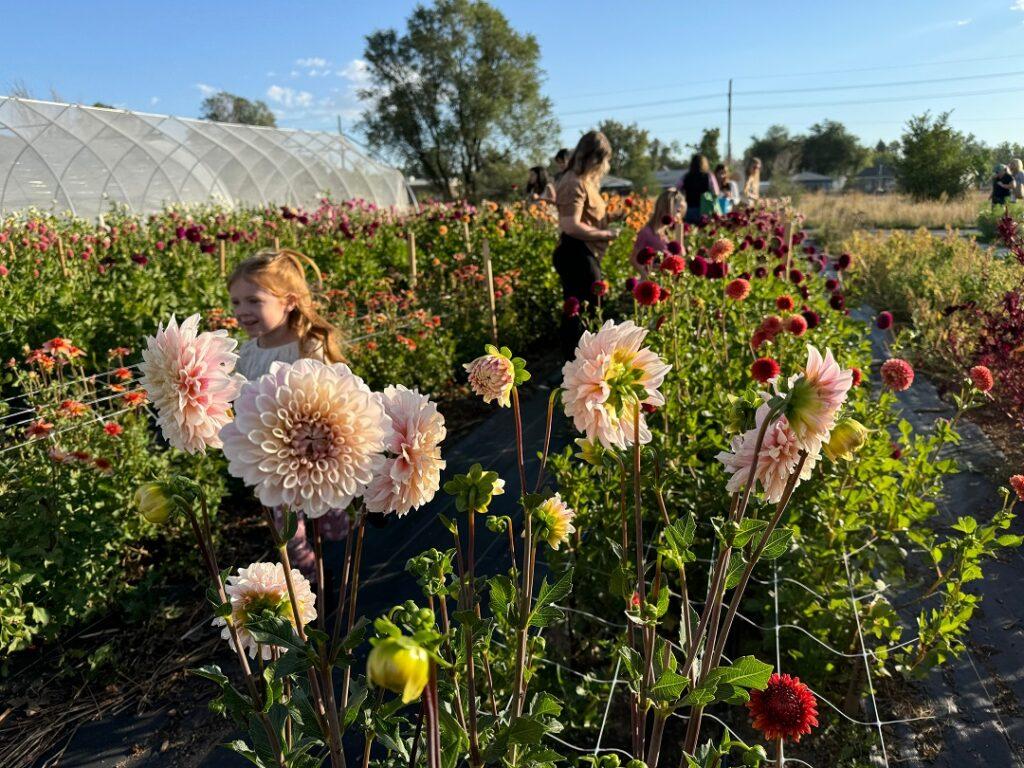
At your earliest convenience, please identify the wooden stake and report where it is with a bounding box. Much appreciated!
[7,240,14,263]
[273,236,280,252]
[407,230,417,289]
[784,219,794,276]
[56,236,68,277]
[462,219,472,255]
[481,238,498,345]
[219,240,227,277]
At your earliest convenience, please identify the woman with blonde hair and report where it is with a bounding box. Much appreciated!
[228,248,347,578]
[553,130,621,355]
[630,188,683,275]
[1010,158,1024,201]
[743,157,762,202]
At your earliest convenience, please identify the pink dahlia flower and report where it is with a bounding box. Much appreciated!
[561,320,671,449]
[364,386,446,517]
[716,405,819,503]
[464,353,515,407]
[220,359,392,517]
[880,358,914,391]
[213,562,316,660]
[140,314,243,454]
[780,346,853,451]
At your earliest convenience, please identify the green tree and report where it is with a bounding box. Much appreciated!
[688,127,721,167]
[894,112,976,200]
[199,91,276,126]
[648,137,684,169]
[597,119,655,189]
[800,120,868,177]
[744,124,802,180]
[358,0,557,200]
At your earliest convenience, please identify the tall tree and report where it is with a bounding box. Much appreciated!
[358,0,557,200]
[200,91,276,126]
[894,111,976,200]
[648,137,684,169]
[800,120,868,177]
[688,128,721,167]
[597,120,655,189]
[744,125,802,180]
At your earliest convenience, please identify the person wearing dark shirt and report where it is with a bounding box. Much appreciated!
[992,164,1014,207]
[678,153,720,224]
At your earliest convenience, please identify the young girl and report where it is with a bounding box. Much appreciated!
[630,189,684,275]
[228,248,348,579]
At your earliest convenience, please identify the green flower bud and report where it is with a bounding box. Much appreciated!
[135,482,173,524]
[743,745,768,765]
[443,463,505,514]
[824,418,870,461]
[367,635,430,704]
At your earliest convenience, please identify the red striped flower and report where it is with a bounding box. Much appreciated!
[747,673,819,743]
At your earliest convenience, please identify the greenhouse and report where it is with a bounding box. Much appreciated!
[0,96,413,219]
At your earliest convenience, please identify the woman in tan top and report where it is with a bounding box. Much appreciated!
[553,130,619,356]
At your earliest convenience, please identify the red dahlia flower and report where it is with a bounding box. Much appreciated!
[876,311,894,330]
[969,365,993,393]
[666,240,682,256]
[880,358,914,391]
[592,280,609,297]
[725,278,751,301]
[850,366,863,386]
[751,357,781,383]
[786,315,808,337]
[634,280,662,306]
[761,315,783,335]
[638,246,657,266]
[688,256,708,277]
[801,309,821,329]
[660,254,685,275]
[563,297,580,317]
[775,295,794,311]
[747,673,819,743]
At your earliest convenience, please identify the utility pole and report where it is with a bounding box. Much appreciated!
[726,78,733,165]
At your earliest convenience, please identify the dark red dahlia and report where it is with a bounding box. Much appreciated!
[825,278,839,292]
[850,366,863,386]
[789,269,804,284]
[786,314,808,337]
[706,261,727,279]
[688,256,709,277]
[625,277,638,292]
[775,295,795,312]
[830,294,845,311]
[754,266,768,279]
[801,309,821,329]
[836,252,852,271]
[660,254,685,275]
[563,297,580,317]
[592,280,609,297]
[753,236,767,250]
[634,280,662,306]
[890,442,903,460]
[747,673,819,743]
[661,214,674,226]
[876,311,894,330]
[638,246,657,266]
[666,239,682,256]
[773,264,786,278]
[751,357,781,383]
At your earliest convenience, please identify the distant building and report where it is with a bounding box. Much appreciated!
[790,171,837,192]
[655,168,685,190]
[600,174,634,193]
[851,163,897,193]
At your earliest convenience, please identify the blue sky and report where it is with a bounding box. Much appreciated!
[4,0,1024,161]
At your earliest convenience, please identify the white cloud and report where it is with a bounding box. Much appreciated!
[1012,0,1024,10]
[296,57,328,68]
[150,96,160,105]
[195,82,218,97]
[337,59,371,86]
[955,18,972,25]
[266,85,314,108]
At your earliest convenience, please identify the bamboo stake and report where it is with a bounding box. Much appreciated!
[407,230,417,289]
[273,236,281,252]
[481,239,498,345]
[56,236,68,277]
[784,219,794,276]
[219,241,226,277]
[462,219,471,254]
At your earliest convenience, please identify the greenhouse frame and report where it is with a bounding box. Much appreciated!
[0,96,414,219]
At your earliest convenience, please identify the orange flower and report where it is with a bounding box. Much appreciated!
[26,419,54,438]
[113,367,133,381]
[42,337,74,356]
[104,422,124,437]
[438,225,449,236]
[60,399,90,417]
[122,390,148,408]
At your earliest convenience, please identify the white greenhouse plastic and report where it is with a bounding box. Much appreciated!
[0,97,414,219]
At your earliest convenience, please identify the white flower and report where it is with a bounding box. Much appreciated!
[213,562,317,660]
[364,386,446,517]
[139,314,243,453]
[220,359,392,517]
[561,320,671,449]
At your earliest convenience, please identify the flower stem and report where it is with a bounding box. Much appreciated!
[342,513,367,708]
[465,512,482,768]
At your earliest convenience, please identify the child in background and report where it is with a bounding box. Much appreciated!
[630,189,684,276]
[228,248,348,580]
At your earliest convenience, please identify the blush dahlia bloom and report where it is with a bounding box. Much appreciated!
[534,492,576,550]
[363,386,446,517]
[709,238,734,262]
[561,320,671,450]
[214,562,317,660]
[140,314,243,454]
[716,405,819,503]
[464,353,515,407]
[969,365,994,393]
[781,346,853,450]
[1010,474,1024,502]
[747,673,819,743]
[880,358,914,391]
[220,359,392,517]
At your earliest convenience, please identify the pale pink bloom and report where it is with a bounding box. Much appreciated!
[561,320,671,449]
[213,562,317,660]
[780,346,853,451]
[220,359,392,517]
[716,405,819,503]
[464,354,515,407]
[364,386,446,517]
[140,314,243,454]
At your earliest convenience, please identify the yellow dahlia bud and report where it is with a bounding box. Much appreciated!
[135,482,173,524]
[824,419,869,461]
[534,493,576,550]
[367,636,430,703]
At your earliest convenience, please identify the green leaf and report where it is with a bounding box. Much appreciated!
[529,568,573,628]
[713,655,773,690]
[488,575,516,623]
[508,715,546,745]
[649,669,689,702]
[732,519,768,549]
[724,555,746,590]
[760,527,794,560]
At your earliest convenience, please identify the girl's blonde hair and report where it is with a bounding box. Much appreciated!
[569,130,613,180]
[1011,158,1023,174]
[647,189,682,232]
[228,248,344,363]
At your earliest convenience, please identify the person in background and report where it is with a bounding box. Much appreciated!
[525,165,556,203]
[992,163,1014,208]
[715,163,739,213]
[678,153,719,225]
[1010,158,1024,201]
[630,188,683,276]
[743,157,762,202]
[553,131,619,356]
[553,148,570,181]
